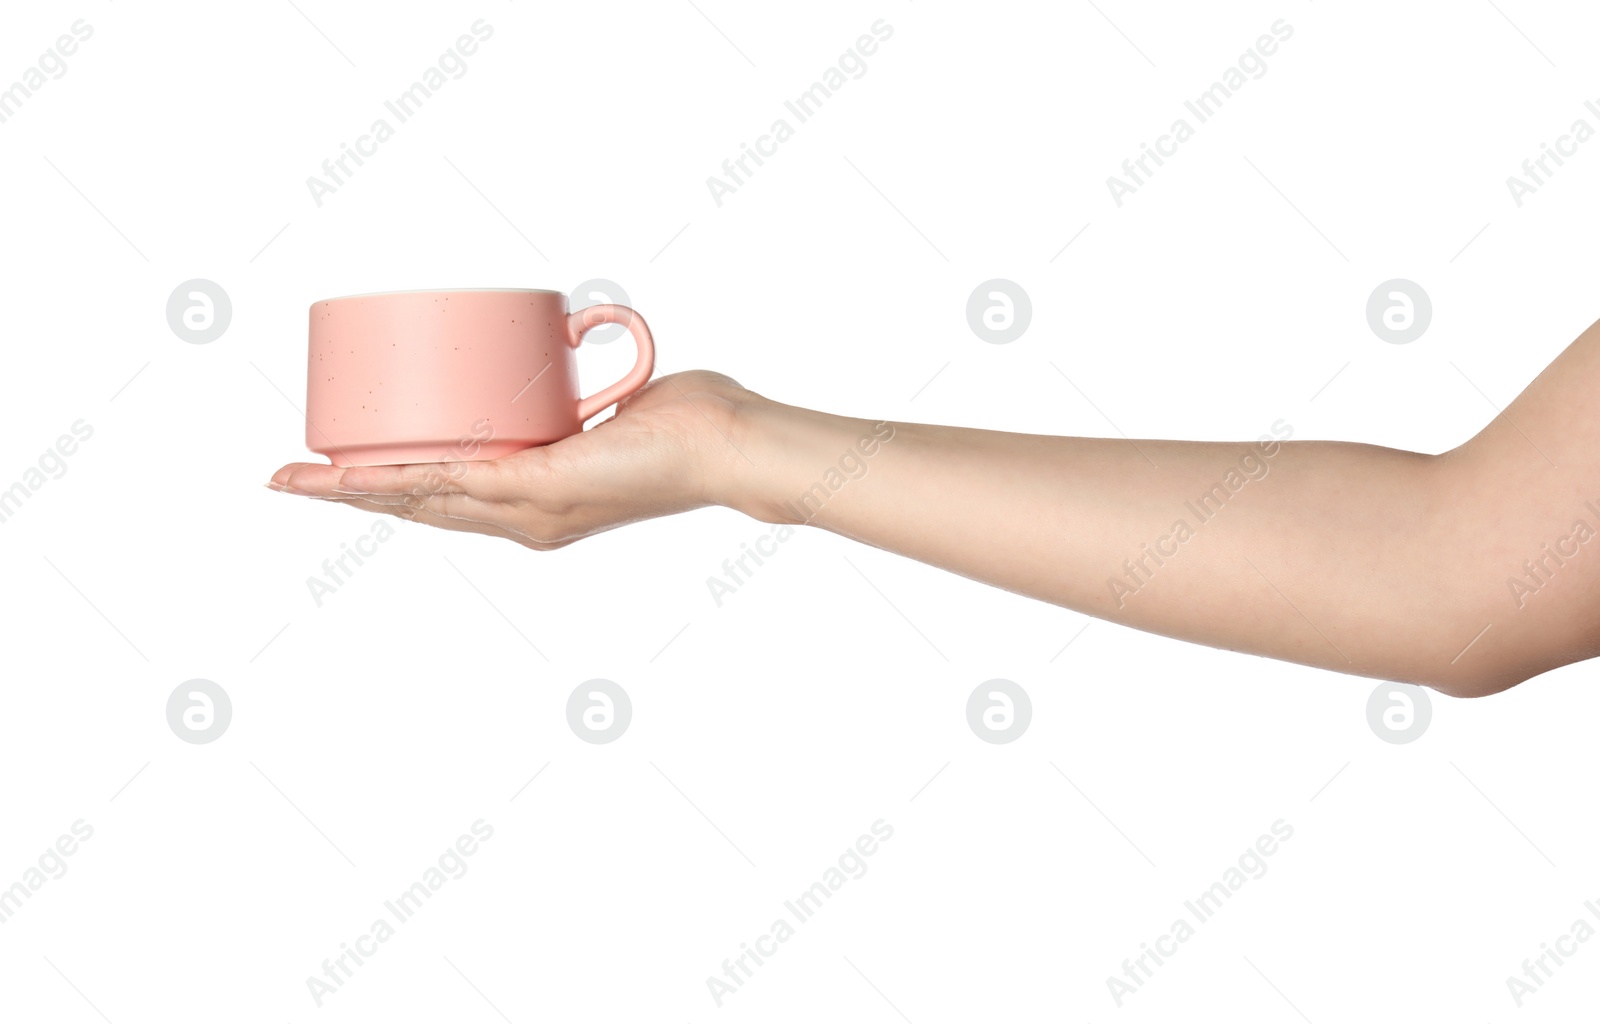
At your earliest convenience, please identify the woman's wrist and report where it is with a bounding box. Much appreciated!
[710,389,897,527]
[704,390,792,523]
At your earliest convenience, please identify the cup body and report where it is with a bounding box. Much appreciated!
[306,289,586,467]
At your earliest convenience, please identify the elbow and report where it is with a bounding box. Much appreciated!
[1394,447,1593,699]
[1417,620,1584,699]
[1425,664,1535,700]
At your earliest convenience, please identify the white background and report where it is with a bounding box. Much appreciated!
[2,0,1598,1020]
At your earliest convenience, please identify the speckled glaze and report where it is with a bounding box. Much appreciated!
[306,289,654,466]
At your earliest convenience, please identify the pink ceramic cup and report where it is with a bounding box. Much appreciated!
[306,288,654,467]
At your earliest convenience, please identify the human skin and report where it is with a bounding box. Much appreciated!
[270,318,1600,698]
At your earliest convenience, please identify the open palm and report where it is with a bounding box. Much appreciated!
[270,370,750,549]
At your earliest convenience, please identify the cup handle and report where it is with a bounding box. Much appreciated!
[568,304,655,423]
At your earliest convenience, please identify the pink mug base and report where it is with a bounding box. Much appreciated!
[316,438,544,468]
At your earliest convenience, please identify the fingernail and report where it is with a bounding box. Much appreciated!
[331,486,369,495]
[265,482,287,492]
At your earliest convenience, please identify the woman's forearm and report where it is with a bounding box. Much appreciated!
[716,393,1562,697]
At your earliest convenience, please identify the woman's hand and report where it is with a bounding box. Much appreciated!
[269,369,754,549]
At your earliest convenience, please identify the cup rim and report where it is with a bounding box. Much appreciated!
[311,287,564,305]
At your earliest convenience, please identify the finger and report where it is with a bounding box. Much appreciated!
[274,445,549,503]
[340,450,553,504]
[337,489,510,527]
[328,461,486,497]
[272,461,490,499]
[275,462,508,526]
[324,496,538,546]
[274,461,374,498]
[270,462,333,491]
